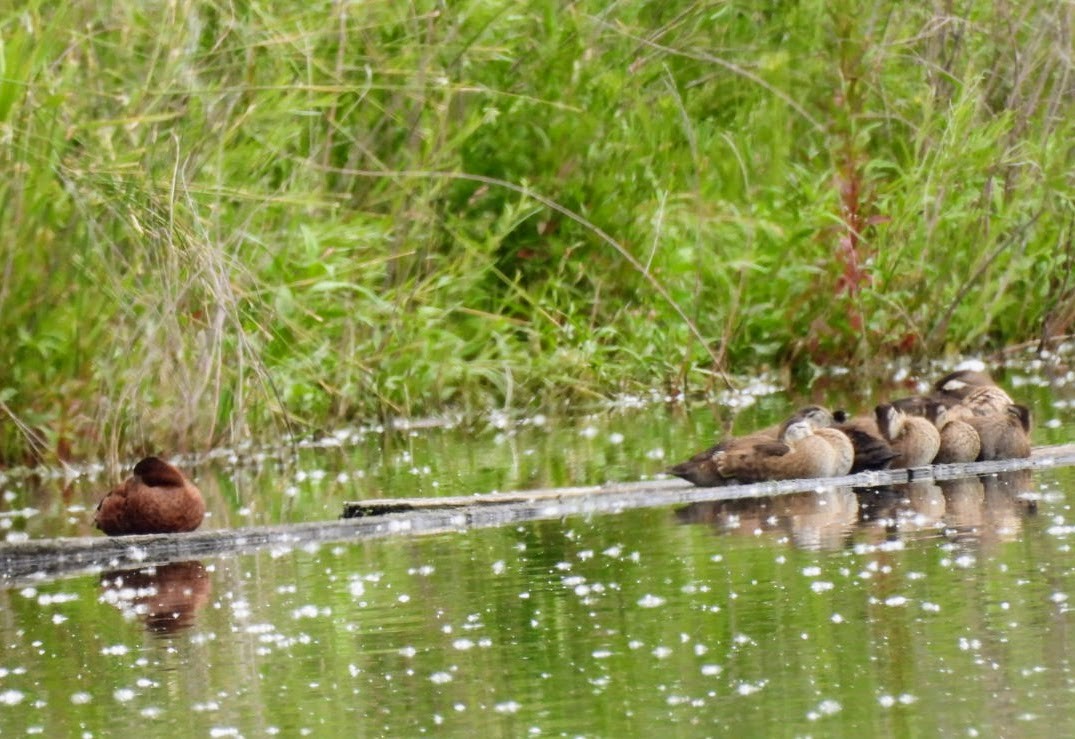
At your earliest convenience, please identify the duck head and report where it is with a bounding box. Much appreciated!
[874,403,904,441]
[925,401,950,430]
[133,456,187,487]
[1009,404,1032,432]
[779,418,815,443]
[933,369,997,398]
[791,406,836,429]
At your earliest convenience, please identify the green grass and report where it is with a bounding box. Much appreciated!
[1,0,1073,462]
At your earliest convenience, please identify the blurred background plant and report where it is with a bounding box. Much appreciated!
[1,0,1072,463]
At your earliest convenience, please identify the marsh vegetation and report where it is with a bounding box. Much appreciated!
[2,1,1073,462]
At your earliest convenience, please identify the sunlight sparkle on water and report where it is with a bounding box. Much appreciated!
[3,354,1075,736]
[113,688,136,702]
[736,680,768,696]
[879,694,918,707]
[0,690,24,706]
[807,699,842,720]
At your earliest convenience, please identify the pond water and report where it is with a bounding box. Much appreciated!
[4,358,1075,735]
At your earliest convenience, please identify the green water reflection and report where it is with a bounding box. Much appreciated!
[3,465,1075,736]
[3,365,1075,735]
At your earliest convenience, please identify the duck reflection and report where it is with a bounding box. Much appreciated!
[675,488,859,550]
[944,469,1037,546]
[676,470,1038,550]
[857,470,1037,545]
[907,480,946,522]
[100,560,212,635]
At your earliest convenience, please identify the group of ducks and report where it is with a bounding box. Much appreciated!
[668,369,1033,487]
[91,369,1033,537]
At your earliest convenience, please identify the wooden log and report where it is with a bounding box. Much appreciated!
[0,516,470,587]
[341,443,1075,518]
[2,443,1074,587]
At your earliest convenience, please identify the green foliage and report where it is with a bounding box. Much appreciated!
[1,0,1073,461]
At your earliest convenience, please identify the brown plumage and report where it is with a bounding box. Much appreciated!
[948,386,1017,419]
[94,457,205,536]
[815,427,855,477]
[712,418,853,483]
[926,404,981,464]
[667,406,838,487]
[964,405,1032,461]
[892,369,1011,415]
[832,411,898,472]
[875,403,941,468]
[931,369,1006,400]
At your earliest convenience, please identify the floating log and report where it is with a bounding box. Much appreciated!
[342,443,1075,517]
[2,444,1075,587]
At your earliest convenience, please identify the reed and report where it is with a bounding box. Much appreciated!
[1,0,1072,462]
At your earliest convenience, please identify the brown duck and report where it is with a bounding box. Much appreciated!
[711,417,854,483]
[816,426,856,477]
[963,405,1032,461]
[831,411,898,472]
[875,403,941,468]
[926,404,981,464]
[94,457,205,536]
[668,407,838,487]
[932,369,1008,401]
[949,386,1017,419]
[893,369,1011,415]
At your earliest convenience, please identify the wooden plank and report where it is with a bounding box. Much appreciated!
[0,517,470,587]
[341,443,1075,517]
[2,443,1075,587]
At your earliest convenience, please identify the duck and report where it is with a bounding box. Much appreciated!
[892,369,1012,415]
[932,369,1008,401]
[948,386,1017,419]
[94,457,206,536]
[815,425,856,477]
[926,403,981,464]
[831,411,898,472]
[963,404,1032,460]
[668,406,839,487]
[875,402,941,468]
[711,417,854,483]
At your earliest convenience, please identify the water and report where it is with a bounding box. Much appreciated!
[4,358,1075,735]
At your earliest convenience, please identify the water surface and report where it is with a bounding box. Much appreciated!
[3,359,1075,735]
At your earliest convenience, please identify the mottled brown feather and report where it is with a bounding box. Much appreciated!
[667,406,837,487]
[714,421,843,482]
[875,403,941,468]
[832,413,897,472]
[964,405,1032,461]
[94,457,205,536]
[893,369,1011,416]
